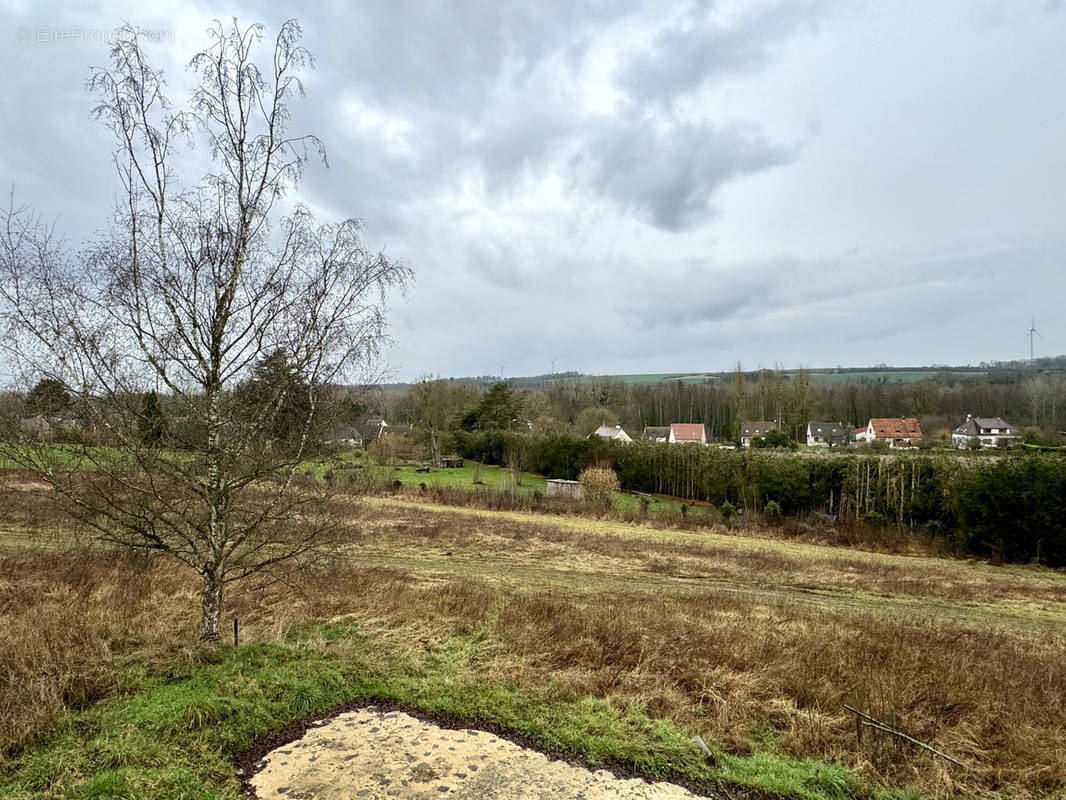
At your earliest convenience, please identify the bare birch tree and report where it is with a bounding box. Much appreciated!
[0,20,410,641]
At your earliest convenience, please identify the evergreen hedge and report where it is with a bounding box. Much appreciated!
[449,429,1066,565]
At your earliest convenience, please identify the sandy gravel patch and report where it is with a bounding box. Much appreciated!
[249,707,706,799]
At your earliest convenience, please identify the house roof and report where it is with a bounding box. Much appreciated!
[359,418,388,438]
[740,421,776,436]
[330,425,363,441]
[642,426,670,440]
[670,423,705,441]
[19,415,51,433]
[807,422,844,437]
[953,416,1016,435]
[868,417,923,438]
[593,424,628,440]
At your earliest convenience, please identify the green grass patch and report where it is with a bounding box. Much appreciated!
[0,630,921,800]
[609,373,722,385]
[301,455,709,517]
[392,462,547,494]
[0,443,130,472]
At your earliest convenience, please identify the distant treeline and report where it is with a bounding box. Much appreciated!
[385,362,1066,445]
[452,430,1066,566]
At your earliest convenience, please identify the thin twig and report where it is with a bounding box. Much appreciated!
[843,705,967,769]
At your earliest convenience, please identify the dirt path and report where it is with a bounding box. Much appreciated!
[248,707,715,799]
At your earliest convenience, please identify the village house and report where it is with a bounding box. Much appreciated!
[855,417,923,449]
[641,426,670,442]
[806,421,845,447]
[951,415,1020,449]
[360,416,387,443]
[18,415,53,439]
[345,417,415,447]
[17,415,87,440]
[591,424,633,443]
[739,421,776,447]
[328,425,364,447]
[669,423,706,445]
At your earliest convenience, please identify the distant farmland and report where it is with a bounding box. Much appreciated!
[604,368,988,385]
[800,369,983,384]
[609,372,722,384]
[382,362,1051,390]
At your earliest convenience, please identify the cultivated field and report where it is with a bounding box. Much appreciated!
[599,368,984,386]
[1,479,1065,800]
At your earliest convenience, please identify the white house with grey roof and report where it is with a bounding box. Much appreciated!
[739,421,776,447]
[951,415,1020,449]
[806,421,845,447]
[591,424,632,443]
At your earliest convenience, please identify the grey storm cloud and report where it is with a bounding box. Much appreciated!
[576,116,795,231]
[2,1,1065,380]
[292,1,804,233]
[614,1,836,105]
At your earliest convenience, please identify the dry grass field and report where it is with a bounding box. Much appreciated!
[2,479,1065,799]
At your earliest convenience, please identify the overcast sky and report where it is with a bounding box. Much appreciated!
[3,0,1064,381]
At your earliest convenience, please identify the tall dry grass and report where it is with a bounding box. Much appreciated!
[0,549,198,763]
[290,560,1066,797]
[3,486,1066,798]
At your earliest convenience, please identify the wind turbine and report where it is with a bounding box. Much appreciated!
[1029,318,1041,365]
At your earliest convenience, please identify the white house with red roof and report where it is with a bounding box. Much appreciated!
[669,423,706,444]
[856,417,923,448]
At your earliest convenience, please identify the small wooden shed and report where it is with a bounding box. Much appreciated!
[545,478,582,500]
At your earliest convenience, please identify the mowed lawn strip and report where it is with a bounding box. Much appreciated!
[365,496,1066,610]
[307,457,712,516]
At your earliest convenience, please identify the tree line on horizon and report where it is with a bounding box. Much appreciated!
[381,364,1066,446]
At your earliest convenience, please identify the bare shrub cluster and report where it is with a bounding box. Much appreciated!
[577,466,621,513]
